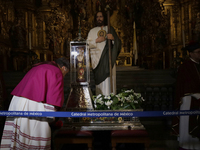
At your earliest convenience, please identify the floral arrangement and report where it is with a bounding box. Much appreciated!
[93,89,145,110]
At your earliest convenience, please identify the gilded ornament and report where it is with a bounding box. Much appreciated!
[118,117,122,121]
[97,29,106,38]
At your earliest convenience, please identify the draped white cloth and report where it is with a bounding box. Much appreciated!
[87,26,116,96]
[179,95,200,150]
[0,96,55,150]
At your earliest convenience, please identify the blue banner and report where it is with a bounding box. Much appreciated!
[0,110,200,117]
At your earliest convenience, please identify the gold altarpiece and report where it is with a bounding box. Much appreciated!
[0,0,200,72]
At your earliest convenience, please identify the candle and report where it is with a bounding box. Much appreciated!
[133,21,138,65]
[182,30,185,47]
[29,32,31,50]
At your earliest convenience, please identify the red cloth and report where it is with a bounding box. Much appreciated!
[55,120,63,128]
[175,58,200,105]
[11,62,64,107]
[50,120,63,130]
[172,58,200,138]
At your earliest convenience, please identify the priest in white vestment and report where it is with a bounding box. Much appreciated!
[87,11,121,96]
[0,58,70,150]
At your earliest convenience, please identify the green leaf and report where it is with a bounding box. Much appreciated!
[112,97,119,105]
[121,104,131,109]
[130,103,136,109]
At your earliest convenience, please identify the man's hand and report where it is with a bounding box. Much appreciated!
[96,33,114,43]
[96,36,106,43]
[107,33,114,40]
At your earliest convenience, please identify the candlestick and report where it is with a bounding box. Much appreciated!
[182,30,185,47]
[53,34,56,54]
[29,32,31,50]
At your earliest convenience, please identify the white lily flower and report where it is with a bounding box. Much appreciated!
[110,93,114,96]
[96,98,104,105]
[104,96,111,99]
[125,90,131,93]
[128,95,134,101]
[121,97,125,102]
[125,89,134,93]
[105,100,113,106]
[105,100,113,109]
[135,93,141,98]
[141,97,145,101]
[96,94,102,99]
[117,93,123,98]
[125,97,132,102]
[93,89,143,110]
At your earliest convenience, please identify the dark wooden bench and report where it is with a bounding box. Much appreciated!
[111,130,150,150]
[54,130,93,150]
